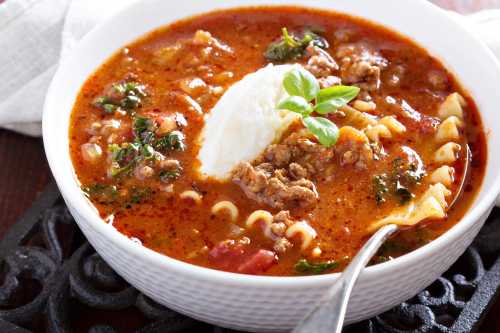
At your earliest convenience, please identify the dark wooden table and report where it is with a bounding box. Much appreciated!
[0,130,51,239]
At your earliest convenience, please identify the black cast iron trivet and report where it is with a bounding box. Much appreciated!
[1,183,499,333]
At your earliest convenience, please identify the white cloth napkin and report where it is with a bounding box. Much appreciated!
[0,0,136,136]
[0,1,499,136]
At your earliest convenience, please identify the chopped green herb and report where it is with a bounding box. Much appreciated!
[113,82,147,97]
[155,131,186,152]
[109,161,135,177]
[391,157,425,204]
[128,187,152,205]
[159,169,181,182]
[133,116,153,138]
[109,142,140,164]
[108,142,143,177]
[82,183,155,210]
[140,144,155,159]
[392,158,425,185]
[81,183,118,203]
[373,174,389,205]
[264,28,328,63]
[132,116,158,146]
[294,259,339,274]
[92,97,118,114]
[109,114,187,179]
[121,95,141,109]
[92,80,147,114]
[372,156,426,205]
[405,163,425,184]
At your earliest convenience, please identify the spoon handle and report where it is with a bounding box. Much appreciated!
[293,224,399,333]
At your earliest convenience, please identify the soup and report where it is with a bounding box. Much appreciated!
[69,6,486,276]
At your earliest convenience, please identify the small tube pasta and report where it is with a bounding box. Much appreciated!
[353,100,376,112]
[246,210,274,238]
[338,126,370,145]
[434,142,461,164]
[367,183,451,232]
[379,116,406,134]
[437,93,466,120]
[425,182,451,208]
[285,221,317,250]
[341,105,378,128]
[179,190,203,204]
[364,124,392,142]
[429,166,455,187]
[435,116,463,143]
[246,210,273,227]
[211,201,239,221]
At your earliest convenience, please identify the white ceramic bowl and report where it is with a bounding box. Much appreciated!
[43,1,500,331]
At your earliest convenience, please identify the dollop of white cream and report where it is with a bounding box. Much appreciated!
[197,64,301,180]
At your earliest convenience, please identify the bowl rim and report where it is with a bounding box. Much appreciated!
[43,0,500,288]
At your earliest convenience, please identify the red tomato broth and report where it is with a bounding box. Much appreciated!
[69,6,487,276]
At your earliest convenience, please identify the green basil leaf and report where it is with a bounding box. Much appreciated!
[314,99,345,115]
[317,85,360,104]
[303,116,339,147]
[283,68,320,102]
[277,96,313,116]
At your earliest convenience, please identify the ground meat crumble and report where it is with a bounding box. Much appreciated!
[231,132,338,210]
[335,43,388,91]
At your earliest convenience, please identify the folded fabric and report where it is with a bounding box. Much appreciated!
[0,0,135,136]
[0,1,499,136]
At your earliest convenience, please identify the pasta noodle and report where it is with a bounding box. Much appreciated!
[179,190,203,204]
[429,166,455,187]
[437,93,466,120]
[353,100,376,112]
[361,116,406,143]
[379,116,406,134]
[211,201,239,221]
[364,124,392,142]
[434,142,461,164]
[285,221,317,250]
[368,183,451,232]
[338,126,370,145]
[435,116,463,143]
[341,105,378,129]
[246,210,274,238]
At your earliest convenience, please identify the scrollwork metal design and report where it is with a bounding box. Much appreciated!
[0,185,499,332]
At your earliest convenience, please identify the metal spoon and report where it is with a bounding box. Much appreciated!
[293,145,471,333]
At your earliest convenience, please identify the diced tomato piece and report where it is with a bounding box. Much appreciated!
[208,240,247,271]
[124,128,135,141]
[209,240,277,274]
[237,250,277,274]
[398,101,439,135]
[404,115,439,135]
